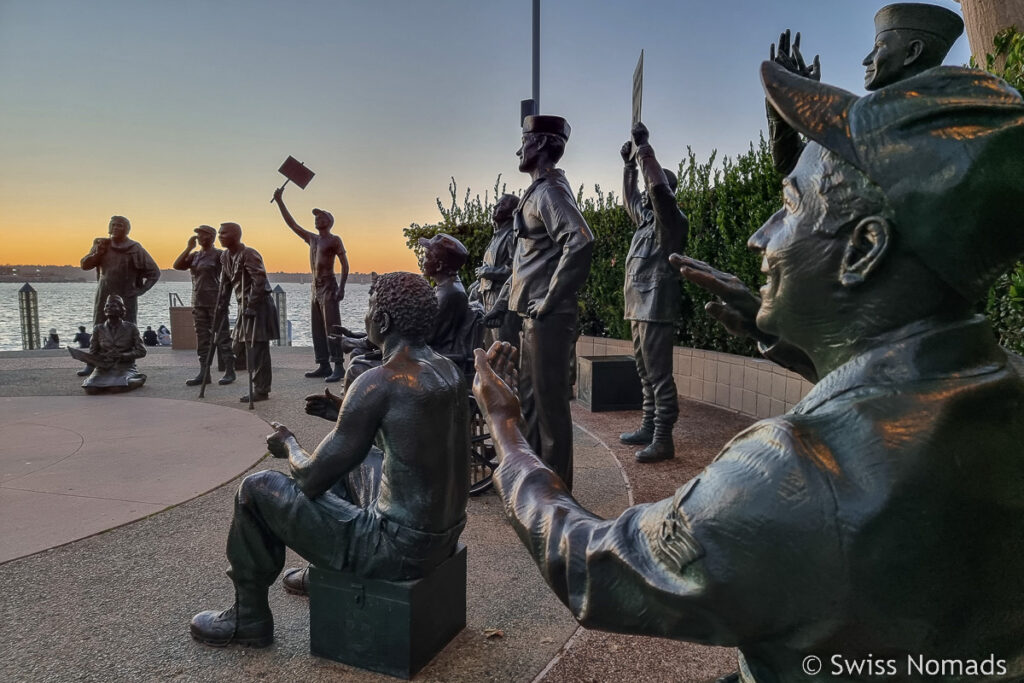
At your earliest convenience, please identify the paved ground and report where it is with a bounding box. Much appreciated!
[0,345,749,682]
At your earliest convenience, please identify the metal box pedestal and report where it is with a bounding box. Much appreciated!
[309,544,467,679]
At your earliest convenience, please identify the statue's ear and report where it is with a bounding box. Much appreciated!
[379,310,391,335]
[903,38,925,67]
[839,217,891,287]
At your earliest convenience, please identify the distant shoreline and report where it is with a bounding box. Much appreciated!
[0,265,377,285]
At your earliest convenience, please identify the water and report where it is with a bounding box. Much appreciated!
[0,281,370,351]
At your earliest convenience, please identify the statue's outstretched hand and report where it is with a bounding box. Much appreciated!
[304,388,342,422]
[473,342,520,424]
[770,29,820,81]
[267,421,294,458]
[670,254,773,344]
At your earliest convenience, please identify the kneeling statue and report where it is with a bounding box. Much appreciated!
[67,294,147,394]
[190,271,469,648]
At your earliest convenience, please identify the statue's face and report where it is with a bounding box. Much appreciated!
[196,231,214,249]
[421,245,443,278]
[218,225,240,249]
[517,133,543,173]
[863,30,910,90]
[314,212,332,231]
[748,147,849,339]
[103,298,126,319]
[108,218,129,241]
[492,196,517,225]
[365,290,385,347]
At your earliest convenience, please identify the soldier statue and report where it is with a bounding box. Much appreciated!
[617,122,688,462]
[172,225,235,386]
[474,62,1024,682]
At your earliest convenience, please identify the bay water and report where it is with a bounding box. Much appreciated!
[0,281,371,351]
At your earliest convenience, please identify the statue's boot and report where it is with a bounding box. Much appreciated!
[190,589,273,648]
[77,363,95,377]
[218,360,236,385]
[305,362,332,378]
[620,416,654,445]
[324,362,344,383]
[185,364,212,387]
[635,423,675,463]
[281,566,310,596]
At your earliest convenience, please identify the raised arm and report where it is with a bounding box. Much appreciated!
[272,187,313,243]
[81,238,107,271]
[620,140,643,227]
[172,236,197,271]
[635,145,689,253]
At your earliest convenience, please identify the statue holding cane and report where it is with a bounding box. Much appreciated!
[214,222,278,403]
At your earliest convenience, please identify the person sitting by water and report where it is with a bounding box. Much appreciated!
[72,325,91,348]
[143,326,158,346]
[157,324,172,346]
[42,329,60,349]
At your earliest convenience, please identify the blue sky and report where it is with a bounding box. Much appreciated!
[0,0,970,272]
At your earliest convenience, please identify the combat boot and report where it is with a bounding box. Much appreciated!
[305,362,332,378]
[190,591,273,648]
[77,363,95,377]
[620,418,655,445]
[219,360,236,385]
[324,362,344,383]
[281,566,310,596]
[185,364,212,387]
[635,439,674,463]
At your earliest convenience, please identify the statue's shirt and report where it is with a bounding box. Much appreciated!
[188,248,223,308]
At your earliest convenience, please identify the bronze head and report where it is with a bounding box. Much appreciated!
[417,233,469,278]
[863,3,964,90]
[365,272,439,346]
[518,115,570,172]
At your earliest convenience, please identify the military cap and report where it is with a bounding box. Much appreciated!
[312,208,334,229]
[522,115,571,141]
[874,3,964,48]
[194,225,216,236]
[418,233,469,270]
[762,60,1024,302]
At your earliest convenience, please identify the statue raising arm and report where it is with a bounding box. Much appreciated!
[766,30,821,176]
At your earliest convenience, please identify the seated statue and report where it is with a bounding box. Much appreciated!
[190,271,470,648]
[67,295,147,394]
[473,64,1024,681]
[339,233,480,385]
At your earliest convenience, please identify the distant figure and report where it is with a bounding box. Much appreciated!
[477,193,521,348]
[72,326,91,348]
[42,329,60,349]
[272,187,349,383]
[68,295,147,394]
[157,325,171,346]
[143,326,158,346]
[78,215,160,376]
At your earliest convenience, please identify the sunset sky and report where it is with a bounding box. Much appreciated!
[0,0,969,274]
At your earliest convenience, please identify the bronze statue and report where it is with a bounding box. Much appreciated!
[337,234,478,388]
[78,215,160,376]
[67,295,147,394]
[478,193,521,348]
[272,188,349,383]
[190,272,469,647]
[214,222,279,403]
[767,3,963,175]
[473,64,1024,681]
[617,122,688,463]
[485,115,594,491]
[172,225,235,386]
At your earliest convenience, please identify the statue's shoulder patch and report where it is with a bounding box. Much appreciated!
[648,478,705,572]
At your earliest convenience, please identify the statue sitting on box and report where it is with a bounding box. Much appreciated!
[474,64,1024,681]
[190,271,469,648]
[67,295,147,394]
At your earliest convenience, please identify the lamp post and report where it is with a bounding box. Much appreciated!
[19,283,40,350]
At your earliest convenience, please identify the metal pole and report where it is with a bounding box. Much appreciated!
[19,284,39,350]
[532,0,540,113]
